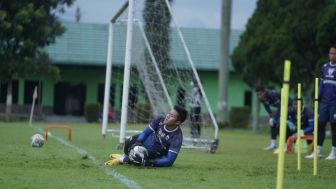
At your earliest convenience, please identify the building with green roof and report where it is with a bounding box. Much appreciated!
[0,21,254,117]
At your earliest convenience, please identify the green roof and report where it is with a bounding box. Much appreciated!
[46,22,243,71]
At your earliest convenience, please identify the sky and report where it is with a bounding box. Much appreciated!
[58,0,257,30]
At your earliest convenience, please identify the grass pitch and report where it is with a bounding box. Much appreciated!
[0,122,335,189]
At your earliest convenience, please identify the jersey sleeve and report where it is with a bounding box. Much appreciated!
[137,116,164,142]
[153,151,178,167]
[263,103,273,115]
[319,65,325,99]
[148,116,164,131]
[168,133,183,155]
[153,134,183,167]
[302,108,314,134]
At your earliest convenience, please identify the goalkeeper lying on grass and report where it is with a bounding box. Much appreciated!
[105,105,188,167]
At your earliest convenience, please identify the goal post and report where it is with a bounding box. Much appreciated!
[163,0,219,140]
[102,0,219,152]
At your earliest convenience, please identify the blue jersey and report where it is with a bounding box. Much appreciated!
[261,90,281,116]
[261,90,292,122]
[137,116,183,167]
[287,106,314,135]
[319,62,336,104]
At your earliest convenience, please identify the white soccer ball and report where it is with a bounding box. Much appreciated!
[129,146,148,164]
[31,134,45,147]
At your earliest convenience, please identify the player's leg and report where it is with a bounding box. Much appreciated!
[326,105,336,160]
[264,113,280,151]
[195,107,201,137]
[306,103,328,159]
[105,134,141,166]
[264,123,278,151]
[124,134,141,155]
[190,108,198,138]
[273,124,292,154]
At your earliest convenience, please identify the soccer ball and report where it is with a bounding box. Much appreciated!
[31,134,45,147]
[129,145,148,164]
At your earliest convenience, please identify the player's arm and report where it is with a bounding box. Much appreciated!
[302,109,314,135]
[137,117,162,142]
[318,78,323,100]
[137,127,153,142]
[318,66,325,100]
[149,137,182,167]
[152,151,178,167]
[263,103,273,116]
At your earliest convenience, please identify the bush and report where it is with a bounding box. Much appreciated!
[135,102,151,123]
[84,103,101,123]
[217,121,230,129]
[229,106,251,129]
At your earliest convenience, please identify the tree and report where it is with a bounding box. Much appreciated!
[217,0,232,125]
[0,0,74,120]
[75,6,81,23]
[232,0,336,99]
[142,0,172,72]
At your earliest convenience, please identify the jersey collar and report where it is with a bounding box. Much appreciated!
[164,125,179,132]
[329,62,336,67]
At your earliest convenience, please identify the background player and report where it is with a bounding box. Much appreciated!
[306,44,336,160]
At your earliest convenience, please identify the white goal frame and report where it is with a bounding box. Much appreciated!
[101,0,219,152]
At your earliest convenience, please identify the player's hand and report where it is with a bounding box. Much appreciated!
[128,140,143,155]
[129,153,144,165]
[129,153,154,166]
[130,140,143,149]
[268,118,274,127]
[286,120,296,131]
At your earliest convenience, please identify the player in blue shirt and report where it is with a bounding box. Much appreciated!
[256,86,292,151]
[286,97,314,152]
[105,105,187,167]
[256,87,281,150]
[306,44,336,160]
[287,98,314,136]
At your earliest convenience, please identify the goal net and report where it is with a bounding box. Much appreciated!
[101,0,219,152]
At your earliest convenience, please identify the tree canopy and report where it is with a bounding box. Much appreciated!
[0,0,74,81]
[143,0,172,71]
[232,0,336,91]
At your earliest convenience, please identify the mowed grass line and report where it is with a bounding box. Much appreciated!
[0,122,130,189]
[0,122,335,189]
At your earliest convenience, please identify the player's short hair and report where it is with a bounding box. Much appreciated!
[174,105,188,123]
[331,44,336,49]
[255,86,265,92]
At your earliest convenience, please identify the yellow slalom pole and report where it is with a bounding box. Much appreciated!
[276,60,291,189]
[297,83,302,171]
[313,78,319,176]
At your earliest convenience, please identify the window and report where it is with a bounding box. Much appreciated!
[244,90,252,107]
[24,80,42,105]
[98,84,115,107]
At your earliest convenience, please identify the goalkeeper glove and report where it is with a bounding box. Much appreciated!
[128,140,143,153]
[130,154,154,166]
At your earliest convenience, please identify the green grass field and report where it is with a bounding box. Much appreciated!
[0,122,335,189]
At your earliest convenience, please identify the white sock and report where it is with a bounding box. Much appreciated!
[119,154,126,163]
[271,140,276,147]
[317,145,322,155]
[332,146,336,155]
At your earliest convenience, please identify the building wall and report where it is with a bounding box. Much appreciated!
[1,66,259,116]
[198,71,253,111]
